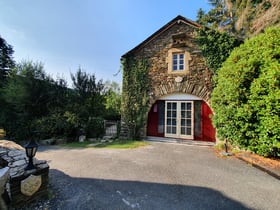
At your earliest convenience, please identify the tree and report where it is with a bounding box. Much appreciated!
[0,35,15,85]
[1,61,52,139]
[104,80,121,120]
[70,68,105,118]
[0,60,71,140]
[70,68,106,138]
[211,26,280,157]
[197,0,236,34]
[197,0,280,38]
[0,36,15,130]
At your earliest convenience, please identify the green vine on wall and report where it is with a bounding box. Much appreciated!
[121,56,149,139]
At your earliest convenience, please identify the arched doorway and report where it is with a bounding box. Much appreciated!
[147,93,215,142]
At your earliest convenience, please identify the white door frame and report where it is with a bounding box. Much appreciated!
[164,101,194,139]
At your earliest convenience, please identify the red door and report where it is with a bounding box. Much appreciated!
[147,103,159,136]
[201,101,216,142]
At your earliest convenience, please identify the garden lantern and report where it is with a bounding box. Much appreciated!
[24,139,38,170]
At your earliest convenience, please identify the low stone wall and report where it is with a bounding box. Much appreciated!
[9,164,49,207]
[0,140,49,208]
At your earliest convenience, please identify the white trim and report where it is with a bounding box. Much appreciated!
[164,101,194,139]
[160,93,201,100]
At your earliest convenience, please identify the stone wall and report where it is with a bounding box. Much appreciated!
[122,17,214,139]
[0,140,49,208]
[132,20,213,105]
[9,165,49,207]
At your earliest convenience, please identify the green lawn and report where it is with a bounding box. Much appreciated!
[62,140,148,149]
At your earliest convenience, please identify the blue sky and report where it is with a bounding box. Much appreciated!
[0,1,211,86]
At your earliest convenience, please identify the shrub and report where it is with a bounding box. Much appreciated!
[85,117,105,138]
[211,26,280,157]
[35,111,80,140]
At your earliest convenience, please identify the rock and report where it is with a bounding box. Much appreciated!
[0,167,9,193]
[79,135,86,142]
[9,159,27,168]
[8,150,25,158]
[0,140,24,150]
[40,139,56,145]
[0,167,9,210]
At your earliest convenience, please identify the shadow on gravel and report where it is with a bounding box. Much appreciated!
[38,169,251,210]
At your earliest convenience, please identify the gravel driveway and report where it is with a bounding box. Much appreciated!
[27,142,280,210]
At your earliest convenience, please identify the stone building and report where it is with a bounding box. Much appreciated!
[121,15,216,142]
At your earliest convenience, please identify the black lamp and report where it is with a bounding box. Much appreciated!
[24,139,38,170]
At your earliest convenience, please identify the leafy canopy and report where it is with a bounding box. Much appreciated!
[211,26,280,157]
[197,0,280,38]
[0,35,15,84]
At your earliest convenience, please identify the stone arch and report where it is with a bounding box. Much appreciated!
[148,80,212,110]
[145,79,216,142]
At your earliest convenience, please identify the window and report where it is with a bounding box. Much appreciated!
[173,53,184,71]
[167,48,191,74]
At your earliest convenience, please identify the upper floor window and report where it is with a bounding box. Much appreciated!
[173,53,184,71]
[167,48,191,74]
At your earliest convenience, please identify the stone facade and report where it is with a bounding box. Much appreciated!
[122,16,214,139]
[123,16,213,109]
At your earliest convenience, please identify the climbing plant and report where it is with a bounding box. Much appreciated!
[196,27,242,74]
[121,56,149,139]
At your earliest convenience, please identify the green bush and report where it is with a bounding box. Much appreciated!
[211,26,280,157]
[35,111,80,139]
[85,117,105,138]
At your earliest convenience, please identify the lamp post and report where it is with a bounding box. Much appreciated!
[24,139,38,171]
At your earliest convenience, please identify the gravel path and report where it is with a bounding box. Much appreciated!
[20,142,280,210]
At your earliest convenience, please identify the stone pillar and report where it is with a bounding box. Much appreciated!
[0,140,49,208]
[9,161,49,208]
[0,167,9,210]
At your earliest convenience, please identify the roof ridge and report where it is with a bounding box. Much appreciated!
[121,15,201,57]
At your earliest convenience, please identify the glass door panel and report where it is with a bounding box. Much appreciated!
[165,102,177,136]
[165,101,193,139]
[180,102,193,138]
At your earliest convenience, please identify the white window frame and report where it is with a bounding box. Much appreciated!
[172,53,185,71]
[167,48,191,74]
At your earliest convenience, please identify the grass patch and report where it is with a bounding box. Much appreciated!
[62,140,148,149]
[94,140,148,149]
[61,141,93,148]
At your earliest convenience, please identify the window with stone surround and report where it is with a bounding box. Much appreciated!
[173,53,184,71]
[167,48,191,74]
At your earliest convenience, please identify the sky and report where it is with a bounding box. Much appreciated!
[0,0,211,86]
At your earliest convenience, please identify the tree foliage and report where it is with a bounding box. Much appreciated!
[70,68,107,138]
[211,27,280,157]
[0,36,122,142]
[121,56,149,139]
[0,60,122,141]
[196,27,242,73]
[0,35,15,84]
[71,68,106,120]
[104,80,121,120]
[197,0,280,38]
[0,61,70,140]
